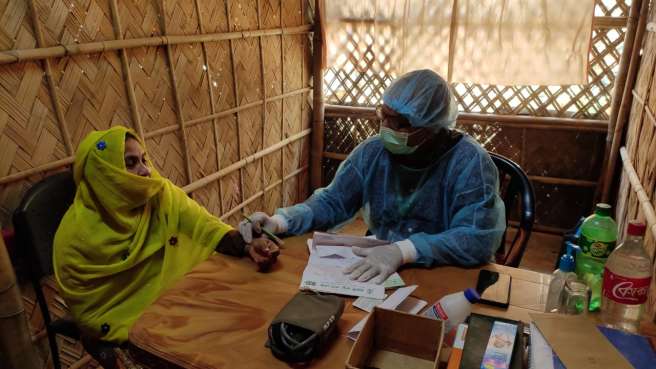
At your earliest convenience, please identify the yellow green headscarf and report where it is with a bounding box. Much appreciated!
[54,126,232,342]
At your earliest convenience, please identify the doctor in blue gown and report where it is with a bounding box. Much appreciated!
[240,69,506,284]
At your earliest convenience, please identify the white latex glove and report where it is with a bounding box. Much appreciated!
[238,212,287,243]
[343,244,404,284]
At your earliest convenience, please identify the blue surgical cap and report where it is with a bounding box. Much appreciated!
[382,69,458,130]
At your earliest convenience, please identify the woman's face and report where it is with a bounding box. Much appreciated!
[124,137,151,177]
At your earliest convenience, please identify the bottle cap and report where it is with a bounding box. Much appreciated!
[558,253,575,272]
[626,221,646,236]
[594,203,612,217]
[464,288,480,303]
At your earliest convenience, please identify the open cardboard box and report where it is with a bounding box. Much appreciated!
[346,307,444,369]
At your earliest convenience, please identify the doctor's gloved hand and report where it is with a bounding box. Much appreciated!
[238,212,288,243]
[343,244,404,284]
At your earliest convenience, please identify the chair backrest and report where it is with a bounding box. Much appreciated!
[13,171,76,279]
[489,153,535,267]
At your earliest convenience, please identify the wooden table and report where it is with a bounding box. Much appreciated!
[128,234,551,369]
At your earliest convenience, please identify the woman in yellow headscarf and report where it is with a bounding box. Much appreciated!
[53,126,278,343]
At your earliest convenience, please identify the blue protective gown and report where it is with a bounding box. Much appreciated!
[276,134,506,266]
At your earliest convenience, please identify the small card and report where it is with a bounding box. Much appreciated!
[480,321,517,369]
[353,296,385,313]
[347,285,418,340]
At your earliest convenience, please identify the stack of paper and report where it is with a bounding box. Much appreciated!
[299,232,405,299]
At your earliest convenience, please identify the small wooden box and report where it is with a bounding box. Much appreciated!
[346,307,444,369]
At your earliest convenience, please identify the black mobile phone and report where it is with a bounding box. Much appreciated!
[476,269,511,308]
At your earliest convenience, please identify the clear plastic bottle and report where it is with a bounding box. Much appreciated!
[601,221,652,333]
[576,203,618,311]
[422,288,479,345]
[545,245,578,313]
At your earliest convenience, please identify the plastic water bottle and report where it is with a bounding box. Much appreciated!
[575,203,617,311]
[422,288,480,345]
[601,221,652,333]
[545,245,577,313]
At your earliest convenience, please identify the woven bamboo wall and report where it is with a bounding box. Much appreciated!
[615,1,656,322]
[0,0,314,229]
[1,1,314,367]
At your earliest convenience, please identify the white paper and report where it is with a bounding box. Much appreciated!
[395,296,427,315]
[300,264,385,299]
[347,285,418,340]
[529,322,555,369]
[353,296,385,313]
[301,237,405,298]
[316,245,358,258]
[312,231,389,247]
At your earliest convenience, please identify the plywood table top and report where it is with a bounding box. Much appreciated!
[128,234,550,369]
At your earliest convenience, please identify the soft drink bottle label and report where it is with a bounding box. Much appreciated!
[602,268,651,305]
[580,236,615,258]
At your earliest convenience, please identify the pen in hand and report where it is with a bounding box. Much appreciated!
[243,215,285,248]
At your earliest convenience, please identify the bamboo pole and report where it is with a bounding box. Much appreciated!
[446,0,459,83]
[0,88,310,186]
[0,157,74,186]
[280,0,287,207]
[109,0,146,140]
[619,147,656,241]
[324,150,598,187]
[323,104,609,132]
[26,0,74,156]
[593,16,631,29]
[224,0,246,214]
[0,237,41,369]
[0,25,312,65]
[194,0,224,214]
[257,0,268,213]
[600,0,645,202]
[183,129,312,193]
[220,165,309,220]
[311,0,325,190]
[157,0,193,185]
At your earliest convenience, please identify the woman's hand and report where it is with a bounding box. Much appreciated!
[246,237,280,272]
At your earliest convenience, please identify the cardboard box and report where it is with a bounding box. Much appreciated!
[346,307,444,369]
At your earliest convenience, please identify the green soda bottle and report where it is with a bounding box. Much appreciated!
[575,203,617,311]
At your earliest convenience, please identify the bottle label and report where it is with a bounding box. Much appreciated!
[580,235,615,258]
[432,302,449,321]
[602,268,651,305]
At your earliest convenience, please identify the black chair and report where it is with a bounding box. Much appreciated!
[13,171,117,369]
[489,153,535,267]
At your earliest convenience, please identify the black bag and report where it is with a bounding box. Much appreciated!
[266,292,344,363]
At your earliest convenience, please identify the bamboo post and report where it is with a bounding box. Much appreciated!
[194,0,224,215]
[109,0,146,140]
[157,0,194,186]
[26,0,74,156]
[257,0,268,211]
[183,129,311,193]
[224,0,246,214]
[311,0,325,190]
[599,0,644,202]
[0,26,311,66]
[619,147,656,240]
[280,0,287,207]
[0,237,41,369]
